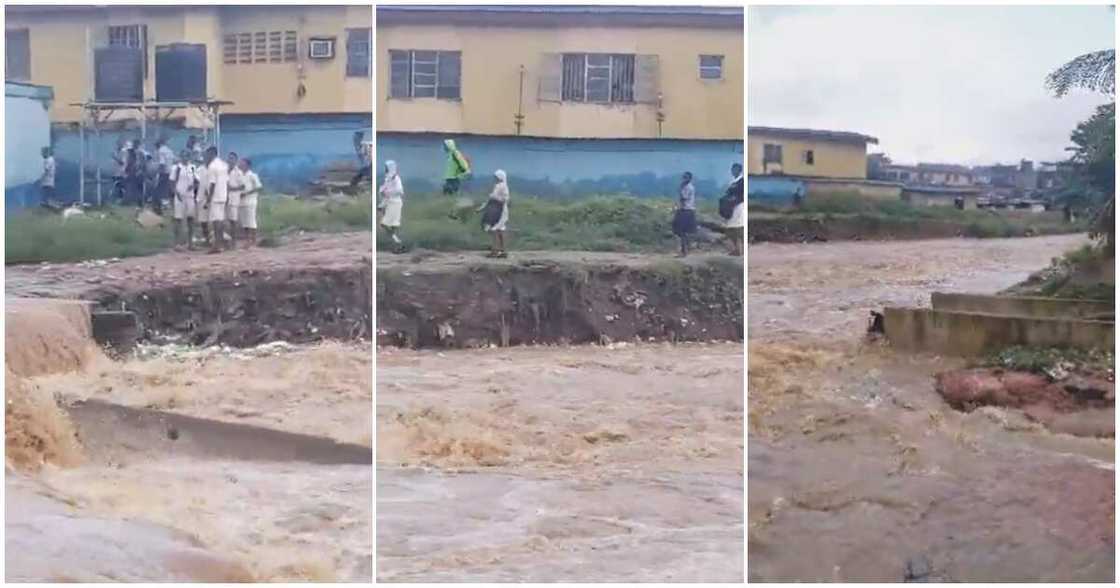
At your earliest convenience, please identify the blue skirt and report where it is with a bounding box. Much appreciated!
[672,209,697,235]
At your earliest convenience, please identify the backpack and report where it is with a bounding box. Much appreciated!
[718,194,736,220]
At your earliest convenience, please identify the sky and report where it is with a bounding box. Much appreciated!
[748,5,1115,166]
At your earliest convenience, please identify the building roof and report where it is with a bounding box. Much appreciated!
[916,163,972,174]
[748,126,878,145]
[378,5,742,27]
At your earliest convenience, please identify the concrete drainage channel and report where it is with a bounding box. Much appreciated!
[882,292,1113,356]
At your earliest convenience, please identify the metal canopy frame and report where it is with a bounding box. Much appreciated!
[70,99,233,206]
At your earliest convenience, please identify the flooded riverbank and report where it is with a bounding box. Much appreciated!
[376,342,744,582]
[747,234,1114,582]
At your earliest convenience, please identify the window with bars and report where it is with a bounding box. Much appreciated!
[221,30,298,65]
[561,53,635,103]
[699,54,723,80]
[763,144,783,165]
[6,29,30,81]
[346,28,371,77]
[109,24,148,78]
[388,49,461,100]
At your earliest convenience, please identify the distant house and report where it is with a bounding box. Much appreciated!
[747,126,898,202]
[877,162,973,186]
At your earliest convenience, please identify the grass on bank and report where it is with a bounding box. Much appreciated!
[750,192,1086,239]
[6,193,372,264]
[376,193,726,253]
[1004,242,1116,301]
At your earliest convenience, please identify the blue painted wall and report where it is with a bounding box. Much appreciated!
[376,132,744,199]
[5,82,54,210]
[20,113,371,210]
[747,175,805,206]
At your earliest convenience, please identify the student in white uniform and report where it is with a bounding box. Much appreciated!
[225,151,243,246]
[377,160,405,252]
[171,149,198,250]
[204,146,230,253]
[237,158,262,248]
[40,147,56,206]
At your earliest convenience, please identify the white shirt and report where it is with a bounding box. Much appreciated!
[172,162,196,196]
[42,156,56,187]
[241,170,262,205]
[157,145,175,173]
[228,166,245,193]
[207,158,230,204]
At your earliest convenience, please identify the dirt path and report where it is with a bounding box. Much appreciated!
[376,342,743,581]
[747,234,1114,582]
[7,232,371,300]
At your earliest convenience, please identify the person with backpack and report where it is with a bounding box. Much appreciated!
[719,162,745,256]
[442,139,471,195]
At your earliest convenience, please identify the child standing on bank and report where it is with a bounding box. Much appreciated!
[171,150,198,250]
[238,158,262,248]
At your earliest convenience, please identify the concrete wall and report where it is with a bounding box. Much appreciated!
[931,293,1114,320]
[376,132,743,198]
[805,178,901,200]
[33,113,371,207]
[747,175,804,206]
[903,190,978,209]
[884,307,1115,356]
[375,22,743,140]
[6,5,372,123]
[747,133,868,179]
[5,82,53,209]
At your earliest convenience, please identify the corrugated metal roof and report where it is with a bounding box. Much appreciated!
[748,126,879,145]
[378,5,743,17]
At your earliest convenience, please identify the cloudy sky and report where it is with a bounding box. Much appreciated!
[748,5,1115,166]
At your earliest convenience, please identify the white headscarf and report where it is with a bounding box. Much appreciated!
[380,160,403,199]
[490,169,509,202]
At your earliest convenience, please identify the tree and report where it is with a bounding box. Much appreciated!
[1048,48,1116,255]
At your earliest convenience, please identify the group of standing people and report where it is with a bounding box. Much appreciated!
[672,163,744,257]
[379,138,743,258]
[169,145,263,253]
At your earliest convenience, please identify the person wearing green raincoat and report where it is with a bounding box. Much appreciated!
[442,139,471,195]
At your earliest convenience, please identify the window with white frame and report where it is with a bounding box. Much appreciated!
[346,28,371,77]
[222,30,298,65]
[561,53,635,103]
[389,49,461,100]
[109,24,148,78]
[699,54,723,79]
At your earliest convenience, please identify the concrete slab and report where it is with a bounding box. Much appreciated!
[884,307,1114,356]
[931,292,1113,320]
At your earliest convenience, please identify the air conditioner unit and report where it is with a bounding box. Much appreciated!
[309,38,335,60]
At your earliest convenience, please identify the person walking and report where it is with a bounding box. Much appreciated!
[378,160,405,253]
[39,146,56,207]
[672,171,698,257]
[154,137,174,215]
[479,169,510,258]
[724,163,745,256]
[442,139,471,196]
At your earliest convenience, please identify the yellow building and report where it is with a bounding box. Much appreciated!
[5,4,371,123]
[375,5,743,140]
[747,126,878,180]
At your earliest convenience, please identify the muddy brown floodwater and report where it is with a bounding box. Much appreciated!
[748,234,1114,582]
[376,342,744,582]
[7,335,372,581]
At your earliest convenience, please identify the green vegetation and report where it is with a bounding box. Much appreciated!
[983,345,1114,377]
[1006,243,1115,300]
[750,192,1084,238]
[6,194,372,264]
[377,193,725,253]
